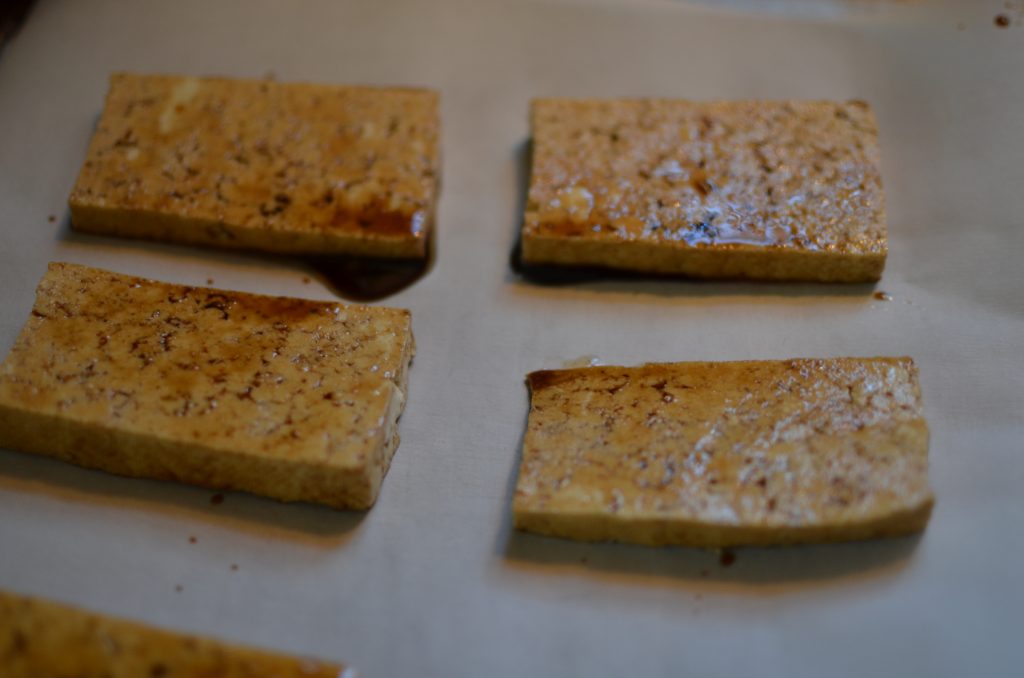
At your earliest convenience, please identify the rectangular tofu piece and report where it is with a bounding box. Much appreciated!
[0,590,348,677]
[0,262,414,510]
[522,99,887,282]
[514,358,932,547]
[69,73,440,259]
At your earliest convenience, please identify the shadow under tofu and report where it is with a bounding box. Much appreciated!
[304,218,437,301]
[502,531,922,592]
[0,449,365,548]
[0,0,36,59]
[496,385,922,591]
[57,210,435,303]
[505,138,878,301]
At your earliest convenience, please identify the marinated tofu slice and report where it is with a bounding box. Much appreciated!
[514,358,932,547]
[0,590,350,677]
[523,99,886,282]
[0,262,414,510]
[69,73,440,258]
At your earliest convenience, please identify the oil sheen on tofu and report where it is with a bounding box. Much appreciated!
[514,358,932,547]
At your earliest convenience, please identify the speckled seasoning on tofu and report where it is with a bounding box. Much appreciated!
[0,590,350,677]
[522,99,887,282]
[513,358,932,547]
[69,73,440,258]
[0,262,414,509]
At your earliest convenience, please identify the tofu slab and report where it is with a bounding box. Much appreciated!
[0,590,349,677]
[522,99,886,282]
[0,262,414,509]
[514,358,932,547]
[69,73,440,258]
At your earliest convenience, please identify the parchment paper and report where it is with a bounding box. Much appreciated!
[1,1,1021,675]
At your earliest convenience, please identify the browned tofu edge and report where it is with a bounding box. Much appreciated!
[521,234,885,283]
[513,494,933,548]
[68,203,431,259]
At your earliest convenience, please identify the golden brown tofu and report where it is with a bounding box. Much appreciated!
[0,262,414,509]
[70,73,440,258]
[522,99,886,282]
[0,590,349,677]
[514,358,932,547]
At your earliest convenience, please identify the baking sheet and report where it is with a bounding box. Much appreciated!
[1,0,1022,675]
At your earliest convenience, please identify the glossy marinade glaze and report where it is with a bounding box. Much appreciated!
[514,358,932,547]
[523,99,886,282]
[0,262,414,509]
[70,74,440,258]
